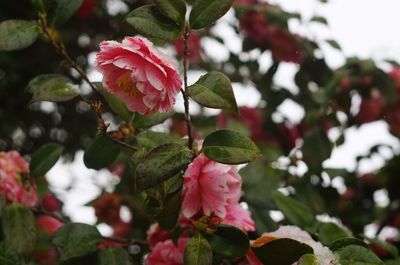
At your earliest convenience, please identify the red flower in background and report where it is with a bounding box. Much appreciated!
[384,67,400,134]
[0,151,38,207]
[266,26,303,63]
[174,32,202,63]
[218,107,265,141]
[239,11,270,46]
[355,90,385,124]
[75,0,95,19]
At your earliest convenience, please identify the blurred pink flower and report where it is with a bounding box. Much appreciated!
[182,154,242,219]
[146,237,188,265]
[95,37,182,115]
[0,151,38,207]
[147,223,173,249]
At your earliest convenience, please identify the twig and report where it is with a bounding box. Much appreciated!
[181,24,194,149]
[38,14,103,99]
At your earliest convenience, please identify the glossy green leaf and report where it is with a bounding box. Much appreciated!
[188,71,238,112]
[0,242,21,265]
[133,112,174,129]
[190,0,234,29]
[1,204,37,254]
[252,238,313,265]
[83,135,120,170]
[53,223,102,262]
[157,189,182,230]
[96,83,132,122]
[272,191,314,227]
[334,245,385,265]
[298,254,317,265]
[126,5,180,42]
[154,0,186,25]
[27,74,80,105]
[318,222,350,245]
[207,225,249,258]
[135,143,192,191]
[98,248,131,265]
[202,129,261,164]
[184,233,213,265]
[29,143,64,178]
[0,20,39,51]
[50,0,83,26]
[136,130,180,150]
[329,238,369,251]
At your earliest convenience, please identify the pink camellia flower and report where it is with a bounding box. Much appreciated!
[182,154,242,219]
[95,37,182,115]
[146,237,188,265]
[147,223,173,248]
[0,151,38,207]
[239,11,270,46]
[224,203,255,232]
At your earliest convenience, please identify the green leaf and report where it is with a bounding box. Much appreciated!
[136,130,180,150]
[202,129,261,164]
[53,223,102,262]
[298,254,317,265]
[50,0,83,26]
[96,83,132,122]
[318,222,350,245]
[326,39,342,50]
[126,5,181,42]
[207,225,249,258]
[184,233,213,265]
[310,16,328,24]
[157,189,182,230]
[252,238,314,265]
[133,112,174,129]
[83,135,120,170]
[335,245,385,265]
[27,74,80,105]
[135,143,192,191]
[98,248,131,265]
[188,71,238,112]
[0,242,22,265]
[301,129,332,173]
[190,0,234,29]
[272,191,314,228]
[0,20,39,51]
[329,238,369,252]
[1,204,37,254]
[29,143,64,178]
[154,0,187,25]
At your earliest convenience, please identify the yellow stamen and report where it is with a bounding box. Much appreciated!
[116,72,141,98]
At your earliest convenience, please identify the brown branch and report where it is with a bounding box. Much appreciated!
[181,24,194,149]
[38,14,102,99]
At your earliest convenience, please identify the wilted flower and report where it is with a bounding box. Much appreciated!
[95,37,182,115]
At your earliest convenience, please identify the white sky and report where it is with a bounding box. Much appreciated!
[48,0,400,225]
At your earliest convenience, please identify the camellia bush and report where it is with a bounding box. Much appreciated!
[1,0,400,264]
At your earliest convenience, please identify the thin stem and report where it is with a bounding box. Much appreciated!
[181,25,193,149]
[38,14,102,99]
